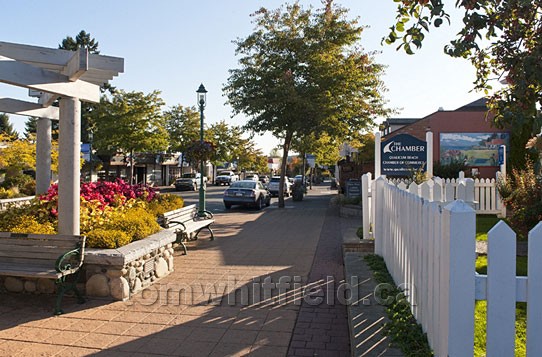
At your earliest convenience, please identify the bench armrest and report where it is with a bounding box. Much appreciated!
[55,247,84,275]
[197,210,214,219]
[169,220,187,231]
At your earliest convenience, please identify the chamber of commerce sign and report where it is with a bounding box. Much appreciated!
[381,134,427,176]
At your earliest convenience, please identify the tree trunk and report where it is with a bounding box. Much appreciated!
[278,130,294,208]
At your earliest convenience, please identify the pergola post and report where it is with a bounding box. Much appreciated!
[58,97,81,235]
[35,117,52,195]
[0,41,123,236]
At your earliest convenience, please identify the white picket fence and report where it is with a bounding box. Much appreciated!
[362,172,504,239]
[369,176,542,356]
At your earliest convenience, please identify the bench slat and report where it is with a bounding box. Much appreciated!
[0,239,76,251]
[0,243,78,254]
[0,232,84,242]
[0,256,58,265]
[183,221,214,231]
[0,264,62,279]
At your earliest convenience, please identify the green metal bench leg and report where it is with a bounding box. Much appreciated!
[180,241,188,255]
[54,275,85,315]
[193,225,214,241]
[176,232,188,255]
[54,280,67,315]
[208,226,215,240]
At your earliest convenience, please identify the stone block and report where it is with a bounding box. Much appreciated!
[4,277,23,292]
[86,273,110,297]
[24,280,37,293]
[37,278,55,294]
[154,257,169,278]
[110,277,130,300]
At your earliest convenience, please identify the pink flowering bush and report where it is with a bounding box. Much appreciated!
[0,179,182,249]
[40,179,157,216]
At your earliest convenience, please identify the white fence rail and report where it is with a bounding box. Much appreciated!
[370,176,541,356]
[362,173,504,240]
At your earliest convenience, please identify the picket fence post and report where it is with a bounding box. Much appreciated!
[440,200,476,356]
[374,176,386,255]
[527,222,542,355]
[486,221,516,356]
[362,173,371,239]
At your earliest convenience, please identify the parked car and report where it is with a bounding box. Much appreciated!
[259,175,269,184]
[215,170,239,186]
[245,173,259,181]
[223,180,271,210]
[175,172,207,191]
[267,176,292,197]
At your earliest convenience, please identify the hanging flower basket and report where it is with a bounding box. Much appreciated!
[184,140,215,163]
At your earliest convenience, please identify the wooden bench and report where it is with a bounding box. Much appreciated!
[0,232,86,315]
[158,204,215,255]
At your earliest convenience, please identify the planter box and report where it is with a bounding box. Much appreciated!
[83,229,176,301]
[342,227,374,254]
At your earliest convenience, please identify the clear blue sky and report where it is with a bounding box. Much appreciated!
[1,0,487,154]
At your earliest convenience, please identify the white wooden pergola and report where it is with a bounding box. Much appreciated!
[0,41,123,235]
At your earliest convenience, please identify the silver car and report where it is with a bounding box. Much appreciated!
[223,180,271,210]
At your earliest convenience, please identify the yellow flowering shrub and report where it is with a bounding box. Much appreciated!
[108,207,161,242]
[9,215,56,234]
[147,194,184,216]
[86,228,131,249]
[80,198,115,234]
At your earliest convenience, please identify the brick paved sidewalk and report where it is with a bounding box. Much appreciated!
[0,185,400,356]
[287,203,350,356]
[0,185,334,356]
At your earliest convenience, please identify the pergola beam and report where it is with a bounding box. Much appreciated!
[0,41,124,86]
[63,48,88,81]
[0,55,100,103]
[0,98,59,120]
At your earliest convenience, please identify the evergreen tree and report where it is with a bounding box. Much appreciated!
[0,113,18,140]
[59,30,99,53]
[24,117,37,139]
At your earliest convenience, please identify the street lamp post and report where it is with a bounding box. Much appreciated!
[197,83,207,216]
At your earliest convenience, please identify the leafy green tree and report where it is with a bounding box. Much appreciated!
[91,90,169,182]
[163,105,200,172]
[205,121,236,166]
[386,0,542,169]
[204,121,268,176]
[235,139,269,174]
[0,113,18,140]
[0,133,59,178]
[292,133,341,169]
[225,1,390,207]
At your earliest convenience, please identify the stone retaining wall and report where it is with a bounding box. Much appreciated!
[83,229,177,301]
[0,229,177,301]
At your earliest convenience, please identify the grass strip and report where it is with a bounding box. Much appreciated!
[364,254,433,357]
